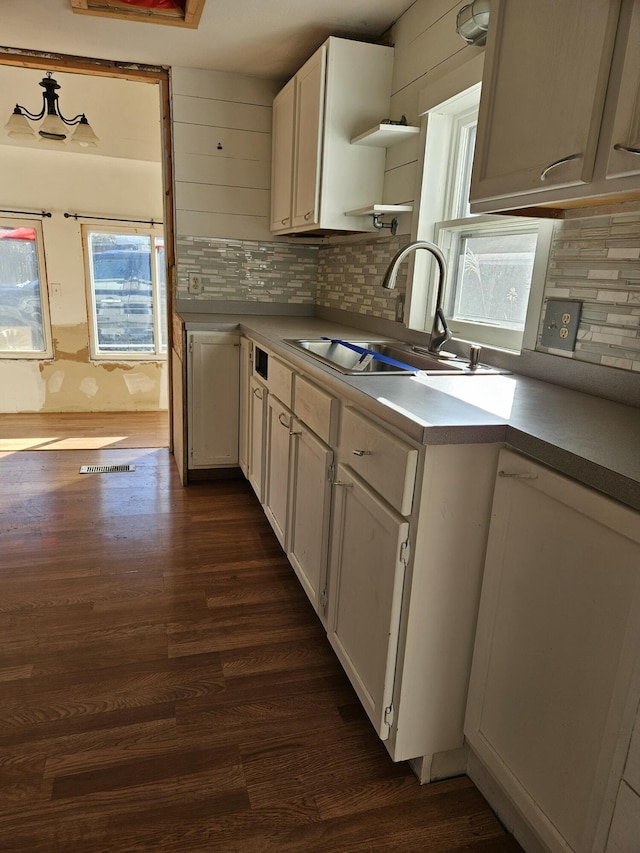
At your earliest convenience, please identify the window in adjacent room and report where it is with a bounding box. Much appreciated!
[0,219,53,358]
[83,225,167,360]
[409,84,553,352]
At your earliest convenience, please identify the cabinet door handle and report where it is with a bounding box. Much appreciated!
[498,470,538,479]
[352,449,372,457]
[540,152,582,181]
[304,211,313,221]
[252,387,263,400]
[278,412,290,428]
[289,429,302,436]
[614,143,640,155]
[333,480,353,488]
[281,217,289,225]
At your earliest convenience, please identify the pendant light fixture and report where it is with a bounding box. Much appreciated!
[4,71,99,147]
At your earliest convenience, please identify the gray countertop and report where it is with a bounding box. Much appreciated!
[181,313,640,510]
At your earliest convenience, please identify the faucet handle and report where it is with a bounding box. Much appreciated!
[429,307,451,354]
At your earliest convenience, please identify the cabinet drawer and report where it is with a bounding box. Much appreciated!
[341,407,418,516]
[293,375,338,446]
[268,356,293,408]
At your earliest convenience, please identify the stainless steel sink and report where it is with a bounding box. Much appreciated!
[284,339,418,375]
[285,338,509,376]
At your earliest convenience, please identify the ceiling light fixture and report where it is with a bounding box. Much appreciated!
[456,0,490,46]
[4,72,99,147]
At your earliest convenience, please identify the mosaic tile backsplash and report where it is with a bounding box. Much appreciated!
[540,210,640,372]
[315,235,406,322]
[176,237,318,304]
[177,210,640,373]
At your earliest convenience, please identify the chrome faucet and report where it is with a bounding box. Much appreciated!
[381,240,451,354]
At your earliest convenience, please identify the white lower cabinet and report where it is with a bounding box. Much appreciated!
[327,463,409,739]
[465,448,640,853]
[238,338,500,775]
[187,331,240,470]
[263,393,293,549]
[247,375,266,501]
[287,419,333,620]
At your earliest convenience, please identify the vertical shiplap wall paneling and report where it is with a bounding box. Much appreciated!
[172,67,282,242]
[383,0,471,231]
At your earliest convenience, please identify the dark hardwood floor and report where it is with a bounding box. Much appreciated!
[0,446,522,852]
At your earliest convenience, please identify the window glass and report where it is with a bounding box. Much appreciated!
[85,228,166,358]
[0,222,50,356]
[448,230,538,329]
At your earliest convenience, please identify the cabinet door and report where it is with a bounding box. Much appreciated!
[292,45,326,229]
[471,0,620,204]
[327,465,409,741]
[270,78,295,231]
[263,394,293,548]
[465,449,640,853]
[187,331,239,468]
[604,0,640,180]
[288,420,333,619]
[238,337,252,477]
[247,376,266,501]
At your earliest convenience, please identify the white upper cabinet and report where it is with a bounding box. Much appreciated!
[470,0,640,213]
[269,79,296,232]
[270,37,394,234]
[604,0,640,179]
[292,46,327,229]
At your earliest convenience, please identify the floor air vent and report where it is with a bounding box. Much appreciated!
[79,464,136,474]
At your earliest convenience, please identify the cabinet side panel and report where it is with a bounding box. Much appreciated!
[171,346,186,484]
[392,443,499,761]
[320,39,394,229]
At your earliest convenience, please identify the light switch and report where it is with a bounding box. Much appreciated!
[540,299,582,351]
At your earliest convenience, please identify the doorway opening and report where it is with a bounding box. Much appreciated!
[0,51,175,452]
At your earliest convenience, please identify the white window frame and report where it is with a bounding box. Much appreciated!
[0,217,53,360]
[407,62,553,353]
[82,224,166,361]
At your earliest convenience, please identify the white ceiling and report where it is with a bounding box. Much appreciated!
[1,0,417,80]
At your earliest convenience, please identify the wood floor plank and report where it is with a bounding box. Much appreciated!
[0,438,522,853]
[0,411,168,451]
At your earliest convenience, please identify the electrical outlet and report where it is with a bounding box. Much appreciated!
[540,299,582,351]
[395,292,405,323]
[188,272,202,295]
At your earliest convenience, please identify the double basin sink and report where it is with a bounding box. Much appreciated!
[284,338,508,376]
